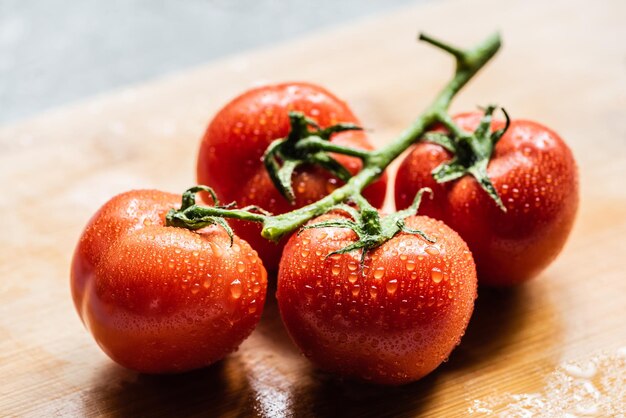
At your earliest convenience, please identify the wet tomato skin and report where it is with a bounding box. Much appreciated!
[197,82,387,270]
[395,113,579,286]
[277,213,477,385]
[71,190,267,373]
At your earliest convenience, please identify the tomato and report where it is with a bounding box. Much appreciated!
[70,190,267,373]
[276,212,477,385]
[197,82,388,270]
[395,113,579,286]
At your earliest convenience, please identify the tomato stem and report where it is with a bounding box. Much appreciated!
[295,137,372,159]
[419,33,467,63]
[170,33,502,241]
[263,112,364,203]
[166,186,270,243]
[261,32,502,241]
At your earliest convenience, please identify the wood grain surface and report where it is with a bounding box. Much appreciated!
[1,0,625,416]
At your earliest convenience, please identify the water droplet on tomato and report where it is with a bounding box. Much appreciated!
[248,300,257,313]
[236,261,245,273]
[374,267,385,279]
[406,260,416,271]
[431,267,443,283]
[191,283,200,294]
[347,261,358,271]
[331,264,341,276]
[348,272,358,284]
[351,285,360,297]
[209,241,223,257]
[386,279,398,295]
[326,178,338,194]
[230,279,242,299]
[400,254,408,261]
[425,246,439,256]
[203,273,212,288]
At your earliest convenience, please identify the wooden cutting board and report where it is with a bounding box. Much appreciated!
[1,0,625,416]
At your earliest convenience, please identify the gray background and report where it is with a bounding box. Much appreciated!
[0,0,421,124]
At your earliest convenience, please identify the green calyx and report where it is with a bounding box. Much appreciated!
[428,105,510,211]
[166,186,271,245]
[300,188,436,265]
[263,111,370,204]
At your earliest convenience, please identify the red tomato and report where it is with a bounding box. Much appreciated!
[395,113,579,286]
[277,213,477,385]
[197,82,388,270]
[71,190,267,373]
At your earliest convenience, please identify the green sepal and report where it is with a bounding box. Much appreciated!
[430,105,510,212]
[309,152,353,182]
[317,122,363,140]
[275,159,301,203]
[431,158,467,183]
[166,185,271,245]
[300,188,436,266]
[423,132,456,152]
[262,111,366,204]
[468,159,506,211]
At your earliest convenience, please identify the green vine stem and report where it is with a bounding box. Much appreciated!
[167,32,502,242]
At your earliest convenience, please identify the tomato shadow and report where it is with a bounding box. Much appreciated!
[86,357,255,417]
[295,371,439,417]
[294,286,545,417]
[254,275,439,417]
[441,282,559,372]
[254,274,300,354]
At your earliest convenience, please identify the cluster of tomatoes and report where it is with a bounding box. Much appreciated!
[71,82,578,384]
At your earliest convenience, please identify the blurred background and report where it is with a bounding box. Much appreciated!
[0,0,424,124]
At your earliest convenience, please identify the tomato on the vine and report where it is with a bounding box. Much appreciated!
[197,82,388,270]
[277,212,477,385]
[71,190,267,373]
[395,113,578,286]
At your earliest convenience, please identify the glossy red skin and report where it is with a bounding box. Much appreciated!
[395,113,579,286]
[277,213,477,385]
[71,190,267,373]
[197,82,388,270]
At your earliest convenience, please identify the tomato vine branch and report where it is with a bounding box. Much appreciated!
[261,32,502,240]
[168,32,502,242]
